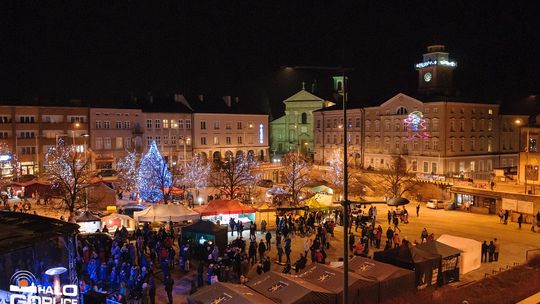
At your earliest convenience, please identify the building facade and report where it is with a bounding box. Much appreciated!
[0,105,89,176]
[270,88,334,158]
[89,108,143,171]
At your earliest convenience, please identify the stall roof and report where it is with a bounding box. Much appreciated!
[0,211,79,253]
[133,204,200,222]
[415,241,461,259]
[182,220,227,234]
[194,199,255,216]
[76,211,101,222]
[188,282,274,304]
[347,256,415,282]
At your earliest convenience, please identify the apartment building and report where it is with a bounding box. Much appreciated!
[89,107,143,171]
[0,104,89,175]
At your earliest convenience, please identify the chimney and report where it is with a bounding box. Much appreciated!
[223,96,232,107]
[234,96,239,103]
[198,94,204,102]
[174,94,194,111]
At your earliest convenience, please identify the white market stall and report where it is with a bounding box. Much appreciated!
[76,211,102,234]
[100,213,136,233]
[437,234,482,274]
[133,204,200,223]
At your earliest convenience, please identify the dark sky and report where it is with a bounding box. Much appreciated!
[1,2,539,116]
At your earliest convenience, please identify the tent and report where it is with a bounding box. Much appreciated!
[297,263,378,304]
[437,234,482,274]
[188,282,274,304]
[373,244,441,289]
[181,220,228,252]
[246,271,334,304]
[346,256,416,303]
[255,202,277,229]
[303,194,336,210]
[194,199,256,225]
[133,204,200,222]
[311,185,334,194]
[100,213,136,233]
[416,241,461,285]
[76,211,102,234]
[87,182,117,210]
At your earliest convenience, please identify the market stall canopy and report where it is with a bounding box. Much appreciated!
[345,256,415,303]
[298,263,377,304]
[415,240,461,285]
[133,204,200,222]
[87,181,117,210]
[246,271,334,304]
[0,211,79,254]
[100,213,136,232]
[304,194,335,210]
[188,282,274,304]
[164,187,185,195]
[76,211,101,222]
[194,199,255,216]
[311,185,334,194]
[437,234,481,274]
[181,220,228,252]
[374,244,441,288]
[386,197,410,207]
[266,187,289,195]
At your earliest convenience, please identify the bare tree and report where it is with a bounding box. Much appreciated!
[0,142,21,182]
[116,150,139,193]
[44,143,95,215]
[324,149,366,199]
[211,154,259,200]
[282,152,311,206]
[374,156,418,199]
[184,154,211,199]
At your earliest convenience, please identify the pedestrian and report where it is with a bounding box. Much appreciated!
[504,210,509,225]
[493,238,500,261]
[421,228,428,243]
[387,210,392,225]
[258,239,266,263]
[284,236,292,264]
[148,277,156,304]
[348,233,355,252]
[392,216,401,232]
[518,213,523,229]
[416,203,420,217]
[229,218,236,236]
[488,241,495,262]
[261,219,267,233]
[386,227,394,242]
[265,231,272,250]
[164,275,174,304]
[481,241,488,263]
[392,233,401,248]
[277,241,284,263]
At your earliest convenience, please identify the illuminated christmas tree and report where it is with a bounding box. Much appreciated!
[137,141,172,203]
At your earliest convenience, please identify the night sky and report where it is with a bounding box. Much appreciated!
[1,2,539,116]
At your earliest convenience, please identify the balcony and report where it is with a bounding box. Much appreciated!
[41,122,67,130]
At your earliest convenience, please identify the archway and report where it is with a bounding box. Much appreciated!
[212,151,222,160]
[236,150,244,158]
[224,150,233,160]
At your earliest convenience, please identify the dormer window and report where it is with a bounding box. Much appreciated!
[396,107,408,115]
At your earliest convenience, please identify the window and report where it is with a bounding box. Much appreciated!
[95,120,102,129]
[433,108,438,113]
[424,140,430,150]
[326,134,330,144]
[68,116,86,123]
[147,136,153,146]
[155,119,161,129]
[471,119,476,131]
[103,121,110,129]
[214,121,220,129]
[432,162,437,174]
[460,138,465,152]
[423,162,429,173]
[394,121,400,131]
[237,122,243,129]
[20,147,36,154]
[95,137,103,149]
[0,116,10,123]
[146,119,152,128]
[413,140,418,151]
[460,119,465,132]
[19,131,35,139]
[396,107,408,115]
[333,135,338,144]
[340,134,344,144]
[384,137,390,149]
[201,121,206,130]
[155,136,161,145]
[163,119,169,128]
[365,137,370,148]
[355,135,360,144]
[116,137,123,149]
[471,137,476,151]
[214,136,219,145]
[124,121,130,129]
[178,120,184,129]
[365,121,371,131]
[432,119,439,131]
[226,122,232,130]
[374,120,380,132]
[333,119,337,128]
[355,118,361,128]
[301,113,307,124]
[487,138,492,152]
[226,136,231,144]
[124,137,131,149]
[116,121,122,129]
[249,122,254,128]
[374,138,380,149]
[316,120,321,129]
[186,137,191,145]
[164,136,168,145]
[450,138,455,151]
[488,108,493,115]
[186,119,191,129]
[201,137,207,145]
[385,120,390,131]
[237,136,242,144]
[412,160,418,171]
[433,138,439,150]
[424,119,430,131]
[171,135,177,145]
[488,119,493,131]
[450,119,456,131]
[0,132,8,139]
[19,116,35,123]
[104,137,112,149]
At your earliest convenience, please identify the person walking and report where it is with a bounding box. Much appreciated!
[229,218,236,236]
[518,213,523,229]
[261,219,267,233]
[265,231,272,250]
[421,228,428,243]
[392,233,401,248]
[284,236,292,264]
[392,216,401,232]
[493,238,500,261]
[148,277,156,304]
[387,210,392,225]
[164,275,174,304]
[258,239,267,263]
[416,203,420,217]
[481,241,488,263]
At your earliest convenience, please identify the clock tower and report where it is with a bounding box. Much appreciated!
[416,45,457,96]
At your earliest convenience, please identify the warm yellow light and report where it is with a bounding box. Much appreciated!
[75,122,80,127]
[515,119,522,125]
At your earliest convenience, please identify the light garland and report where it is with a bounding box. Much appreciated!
[137,141,172,203]
[403,111,430,140]
[415,59,457,69]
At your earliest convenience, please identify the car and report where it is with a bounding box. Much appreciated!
[426,199,445,209]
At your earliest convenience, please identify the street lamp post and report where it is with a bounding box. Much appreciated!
[282,65,353,304]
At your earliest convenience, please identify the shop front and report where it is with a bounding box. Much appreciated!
[451,187,498,214]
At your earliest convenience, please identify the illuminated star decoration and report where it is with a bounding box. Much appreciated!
[403,111,430,140]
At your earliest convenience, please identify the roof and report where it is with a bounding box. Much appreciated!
[188,282,275,304]
[182,220,227,234]
[284,89,325,103]
[194,199,256,216]
[415,241,462,259]
[0,212,79,253]
[347,256,415,282]
[76,211,101,222]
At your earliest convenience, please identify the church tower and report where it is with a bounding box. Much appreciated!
[416,45,457,96]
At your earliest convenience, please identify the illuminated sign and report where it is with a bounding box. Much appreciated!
[259,123,264,144]
[9,268,79,304]
[0,154,11,162]
[403,111,430,140]
[415,60,457,69]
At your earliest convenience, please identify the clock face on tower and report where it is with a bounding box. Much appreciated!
[424,72,432,82]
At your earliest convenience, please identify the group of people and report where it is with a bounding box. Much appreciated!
[481,238,501,263]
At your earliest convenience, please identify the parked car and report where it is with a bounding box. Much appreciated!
[426,199,445,209]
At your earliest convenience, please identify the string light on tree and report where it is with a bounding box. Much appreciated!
[137,141,172,203]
